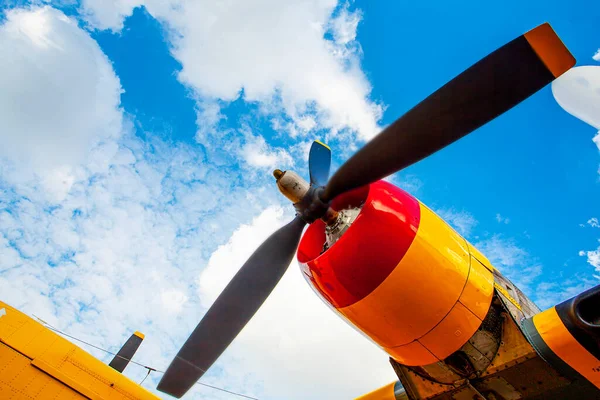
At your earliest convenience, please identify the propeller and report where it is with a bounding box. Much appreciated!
[158,22,575,398]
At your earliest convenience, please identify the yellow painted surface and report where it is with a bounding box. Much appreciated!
[0,341,82,400]
[0,301,160,400]
[337,203,496,365]
[338,203,471,348]
[385,340,437,366]
[459,256,494,321]
[533,307,600,388]
[419,301,483,360]
[465,241,495,272]
[354,382,397,400]
[314,140,330,150]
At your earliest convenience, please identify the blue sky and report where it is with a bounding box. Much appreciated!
[87,1,600,300]
[0,1,599,399]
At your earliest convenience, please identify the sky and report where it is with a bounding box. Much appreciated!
[0,1,599,399]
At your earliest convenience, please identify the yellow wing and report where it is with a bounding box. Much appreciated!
[0,301,159,400]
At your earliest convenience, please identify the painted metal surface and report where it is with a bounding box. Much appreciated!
[354,381,408,400]
[298,181,494,365]
[532,307,600,388]
[0,301,159,400]
[298,182,421,309]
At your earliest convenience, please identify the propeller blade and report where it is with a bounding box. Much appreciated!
[322,23,575,202]
[157,217,307,398]
[309,140,331,186]
[108,331,145,373]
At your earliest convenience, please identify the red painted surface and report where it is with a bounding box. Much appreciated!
[297,181,420,308]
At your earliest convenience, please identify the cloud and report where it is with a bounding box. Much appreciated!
[534,276,598,310]
[198,206,397,400]
[593,49,600,62]
[475,235,528,268]
[552,66,600,152]
[239,131,294,170]
[329,3,362,45]
[471,234,598,311]
[435,208,478,237]
[0,5,395,399]
[579,243,600,274]
[79,0,383,141]
[495,214,510,224]
[0,6,123,169]
[475,235,542,294]
[579,219,600,277]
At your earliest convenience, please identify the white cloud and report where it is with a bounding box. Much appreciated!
[475,235,543,297]
[393,174,423,194]
[589,248,600,270]
[580,219,600,277]
[473,234,592,311]
[0,5,395,400]
[593,49,600,62]
[534,277,598,310]
[471,235,595,312]
[79,0,143,31]
[552,66,600,152]
[198,206,397,400]
[79,0,383,141]
[0,6,123,169]
[160,289,189,314]
[495,214,510,224]
[476,235,528,268]
[329,4,362,45]
[579,241,600,273]
[239,132,294,170]
[435,208,477,237]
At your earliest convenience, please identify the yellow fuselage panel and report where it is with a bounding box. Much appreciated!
[533,307,600,388]
[0,301,159,400]
[354,381,407,400]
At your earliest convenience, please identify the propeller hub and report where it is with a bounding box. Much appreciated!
[293,186,330,223]
[273,169,337,224]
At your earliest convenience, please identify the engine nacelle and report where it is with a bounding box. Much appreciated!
[297,181,495,366]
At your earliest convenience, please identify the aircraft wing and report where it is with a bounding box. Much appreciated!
[0,300,159,400]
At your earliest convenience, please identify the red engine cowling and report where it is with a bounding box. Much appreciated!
[297,181,495,366]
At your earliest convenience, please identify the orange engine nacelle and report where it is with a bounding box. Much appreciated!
[297,180,495,366]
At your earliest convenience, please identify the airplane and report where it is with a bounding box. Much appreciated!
[155,21,600,400]
[0,21,597,400]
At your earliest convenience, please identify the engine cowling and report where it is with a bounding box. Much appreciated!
[297,180,495,366]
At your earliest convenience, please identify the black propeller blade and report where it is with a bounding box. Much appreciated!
[322,23,575,202]
[158,22,575,399]
[108,331,145,373]
[308,140,331,187]
[157,217,306,398]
